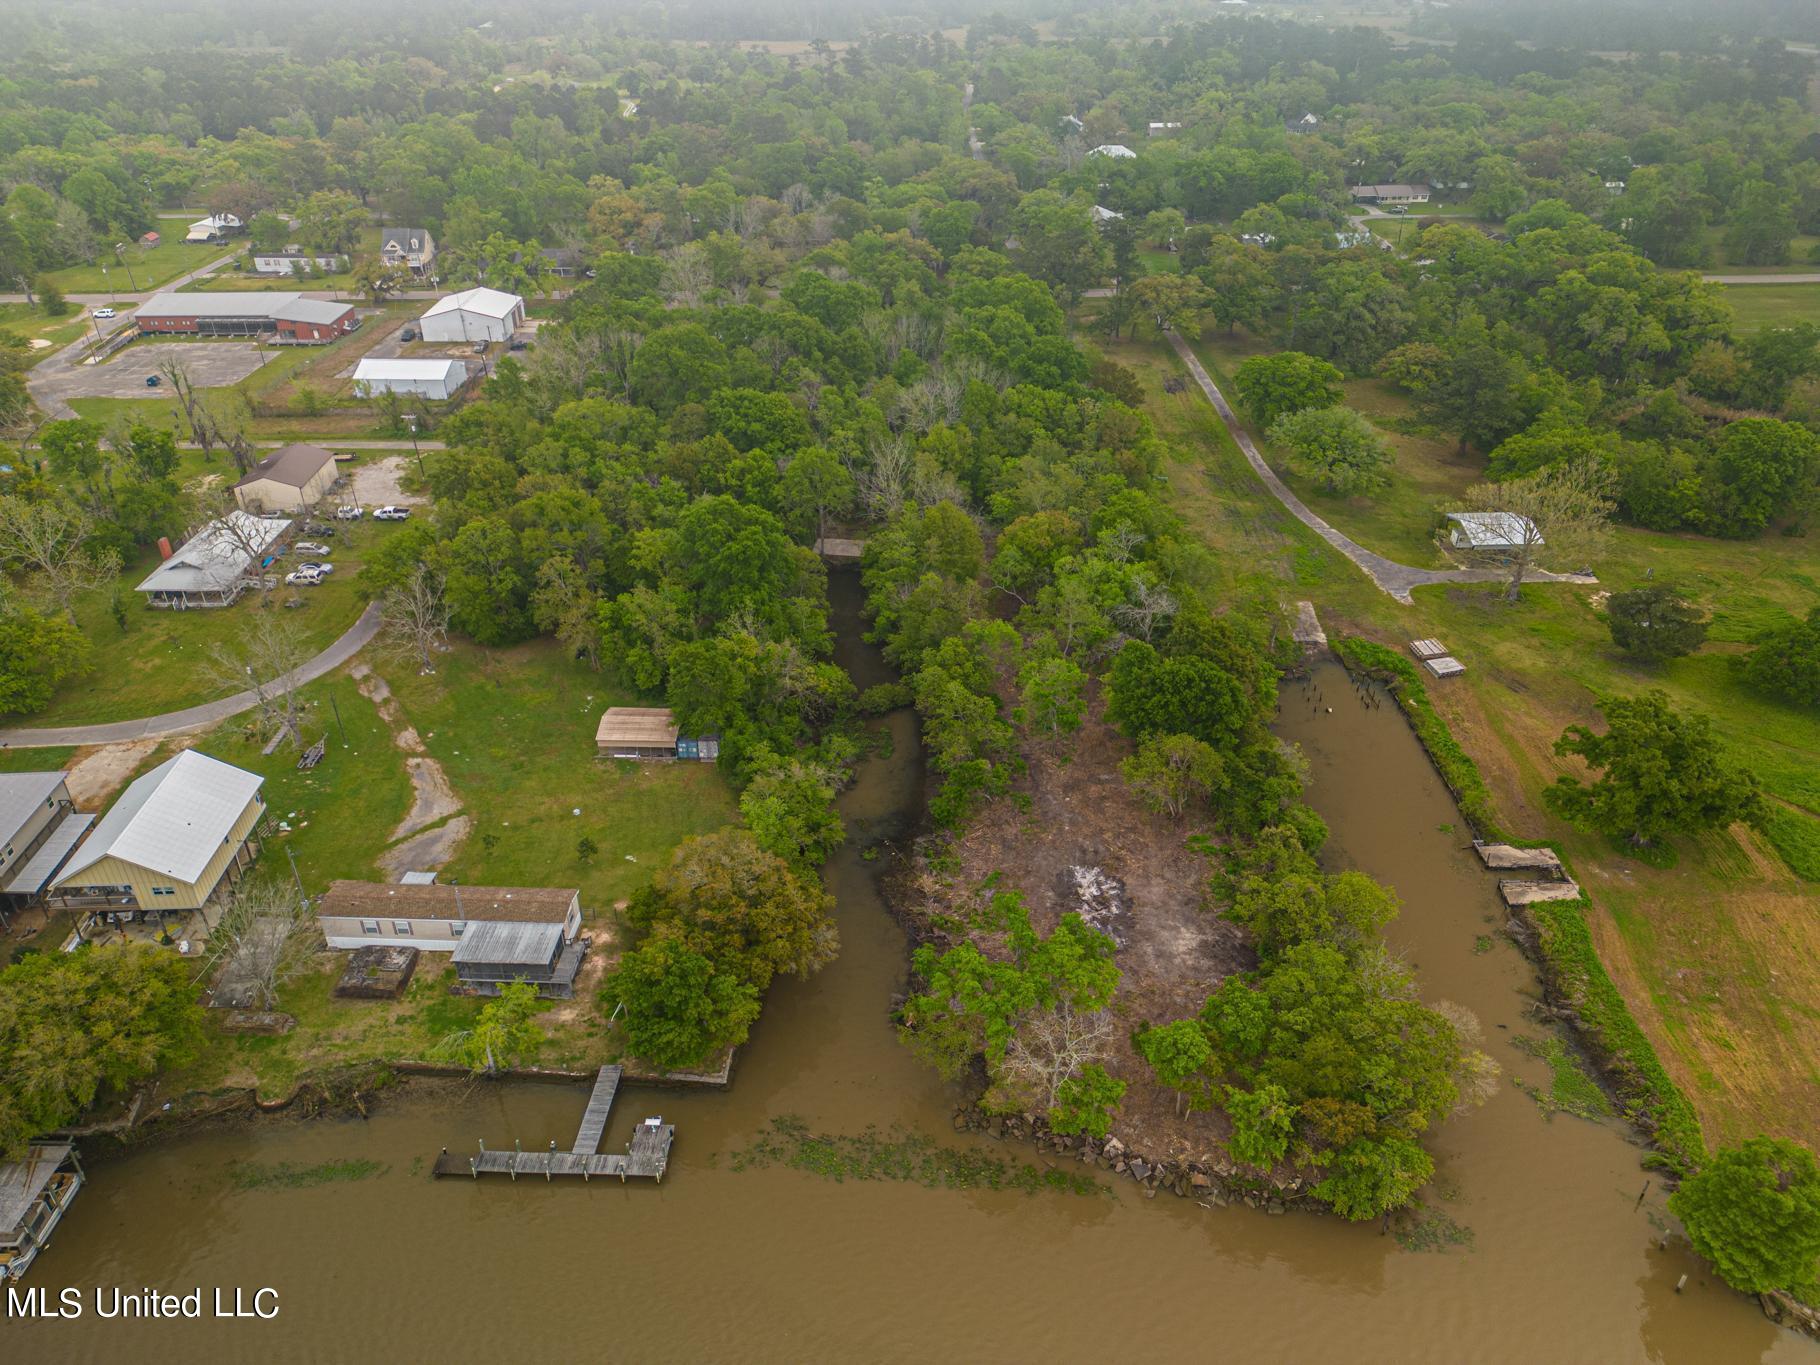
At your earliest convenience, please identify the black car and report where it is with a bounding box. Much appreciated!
[400,326,417,341]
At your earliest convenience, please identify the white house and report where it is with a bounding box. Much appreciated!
[185,213,243,243]
[1090,205,1124,225]
[135,511,291,608]
[1147,122,1183,136]
[379,227,436,275]
[419,287,525,343]
[1089,144,1137,160]
[317,880,582,951]
[251,250,348,275]
[1446,512,1542,552]
[1349,183,1432,205]
[353,357,469,400]
[1059,114,1085,134]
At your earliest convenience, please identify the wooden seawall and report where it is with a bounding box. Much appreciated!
[431,1064,675,1183]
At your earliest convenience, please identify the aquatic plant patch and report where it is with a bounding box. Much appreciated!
[1512,1034,1614,1120]
[225,1157,390,1190]
[729,1116,1106,1198]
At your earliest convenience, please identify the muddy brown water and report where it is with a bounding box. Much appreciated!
[10,603,1809,1362]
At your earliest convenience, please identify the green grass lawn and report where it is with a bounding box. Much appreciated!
[1717,281,1820,331]
[22,518,379,727]
[386,639,740,908]
[0,302,91,359]
[41,238,227,295]
[190,269,360,293]
[1101,313,1820,1147]
[0,745,77,772]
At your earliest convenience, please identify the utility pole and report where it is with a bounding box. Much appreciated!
[115,244,139,292]
[406,415,424,480]
[284,843,307,906]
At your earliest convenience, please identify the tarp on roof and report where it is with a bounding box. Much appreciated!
[57,751,263,886]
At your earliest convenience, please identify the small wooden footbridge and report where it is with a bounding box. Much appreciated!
[431,1064,675,1184]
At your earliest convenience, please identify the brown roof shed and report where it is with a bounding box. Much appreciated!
[318,880,579,925]
[234,443,337,491]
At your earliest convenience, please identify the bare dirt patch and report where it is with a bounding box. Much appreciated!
[378,814,471,880]
[912,689,1254,1161]
[393,757,462,839]
[349,455,424,507]
[63,738,161,807]
[353,662,468,875]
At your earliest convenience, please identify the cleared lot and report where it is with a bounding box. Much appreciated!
[37,340,273,402]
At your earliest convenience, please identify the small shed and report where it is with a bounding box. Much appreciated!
[596,707,679,760]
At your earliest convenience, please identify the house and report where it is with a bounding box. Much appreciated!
[233,443,339,514]
[538,246,589,278]
[1147,122,1183,136]
[594,707,719,762]
[1089,144,1137,160]
[1335,229,1388,250]
[136,511,290,608]
[134,292,355,342]
[419,287,526,343]
[379,227,436,275]
[271,297,359,343]
[1348,183,1432,205]
[1286,112,1321,133]
[251,249,349,276]
[51,751,265,925]
[0,773,90,924]
[316,881,587,996]
[185,213,244,243]
[1239,232,1276,247]
[0,1142,84,1283]
[1059,114,1085,134]
[1445,511,1542,552]
[1604,179,1627,194]
[353,357,469,401]
[1090,205,1124,226]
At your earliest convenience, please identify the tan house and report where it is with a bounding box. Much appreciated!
[0,772,91,924]
[52,751,264,925]
[233,443,339,514]
[317,881,582,950]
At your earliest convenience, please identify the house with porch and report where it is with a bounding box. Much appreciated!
[135,511,290,608]
[379,227,436,275]
[0,772,91,927]
[50,751,264,933]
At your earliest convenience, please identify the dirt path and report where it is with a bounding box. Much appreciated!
[352,663,470,877]
[62,738,163,808]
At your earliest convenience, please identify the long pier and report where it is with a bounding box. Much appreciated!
[431,1064,675,1184]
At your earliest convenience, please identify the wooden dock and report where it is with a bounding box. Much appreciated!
[431,1064,674,1184]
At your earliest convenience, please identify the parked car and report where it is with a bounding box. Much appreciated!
[297,561,335,575]
[373,505,412,521]
[302,521,336,536]
[333,505,364,520]
[94,307,116,319]
[507,338,528,351]
[285,568,324,587]
[144,375,161,387]
[1385,204,1409,214]
[294,541,331,556]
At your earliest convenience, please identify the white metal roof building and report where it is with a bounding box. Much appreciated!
[419,287,526,342]
[1088,144,1137,159]
[136,511,291,607]
[353,357,469,400]
[54,751,266,913]
[1446,512,1542,551]
[185,213,243,242]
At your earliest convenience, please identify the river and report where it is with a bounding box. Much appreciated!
[8,587,1809,1363]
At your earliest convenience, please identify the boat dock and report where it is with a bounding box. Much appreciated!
[431,1065,675,1183]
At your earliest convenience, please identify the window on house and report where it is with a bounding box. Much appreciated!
[451,922,467,937]
[393,921,413,936]
[360,920,380,935]
[151,886,175,896]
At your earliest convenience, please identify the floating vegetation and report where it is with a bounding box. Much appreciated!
[1395,1202,1475,1253]
[730,1116,1106,1198]
[1512,1035,1613,1120]
[226,1157,389,1191]
[1473,935,1495,955]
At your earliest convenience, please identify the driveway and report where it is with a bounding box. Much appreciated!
[349,454,427,506]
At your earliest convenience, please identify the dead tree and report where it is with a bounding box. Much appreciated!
[0,496,120,623]
[202,875,321,1010]
[207,610,312,748]
[1000,1006,1116,1110]
[377,563,452,674]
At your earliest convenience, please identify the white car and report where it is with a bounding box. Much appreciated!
[93,307,116,319]
[285,568,324,587]
[297,561,334,575]
[373,505,412,521]
[333,505,364,520]
[294,542,331,556]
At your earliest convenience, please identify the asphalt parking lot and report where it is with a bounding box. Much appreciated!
[37,340,273,401]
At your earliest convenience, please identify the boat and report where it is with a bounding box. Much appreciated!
[0,1142,85,1281]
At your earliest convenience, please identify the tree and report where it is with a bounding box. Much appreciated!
[603,937,762,1071]
[437,980,544,1075]
[1742,608,1820,709]
[1458,459,1616,602]
[1725,180,1799,267]
[1232,351,1344,431]
[377,563,451,674]
[206,611,311,749]
[0,606,91,715]
[1009,190,1108,302]
[1268,406,1392,496]
[0,943,204,1158]
[1699,419,1820,539]
[38,281,68,317]
[1017,655,1086,733]
[1137,1017,1214,1114]
[1605,584,1708,663]
[1127,274,1212,336]
[1002,1005,1115,1112]
[0,496,121,623]
[1047,1063,1125,1141]
[1121,733,1221,819]
[778,446,855,544]
[1224,1082,1297,1167]
[1670,1137,1820,1295]
[200,876,319,1010]
[739,759,845,870]
[247,211,289,253]
[1544,691,1765,848]
[295,190,367,254]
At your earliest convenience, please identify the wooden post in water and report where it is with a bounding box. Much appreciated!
[547,1139,555,1181]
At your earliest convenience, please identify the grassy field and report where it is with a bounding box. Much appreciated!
[1718,281,1820,332]
[22,515,381,727]
[1092,314,1820,1149]
[41,236,226,295]
[0,302,92,358]
[386,639,739,908]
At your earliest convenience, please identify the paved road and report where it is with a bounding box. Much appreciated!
[0,602,382,749]
[1703,273,1820,285]
[1164,329,1595,604]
